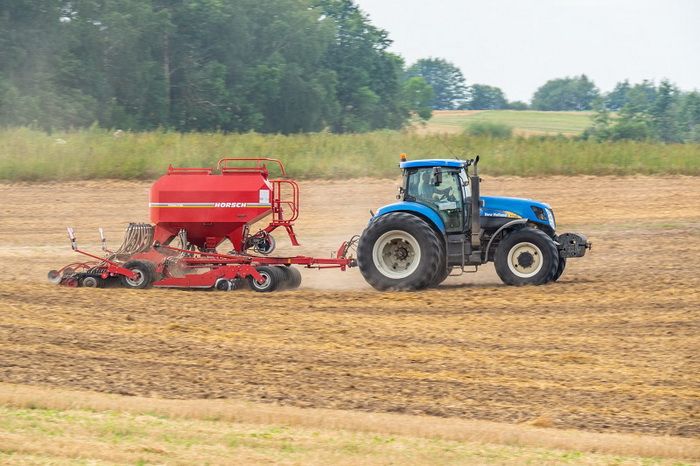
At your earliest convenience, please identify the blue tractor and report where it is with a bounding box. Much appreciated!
[357,156,591,290]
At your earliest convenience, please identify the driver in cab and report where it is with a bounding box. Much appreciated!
[417,169,456,205]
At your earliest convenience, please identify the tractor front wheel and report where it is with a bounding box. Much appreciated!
[551,256,567,282]
[357,212,441,291]
[494,228,558,286]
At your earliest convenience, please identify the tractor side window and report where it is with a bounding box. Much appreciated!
[406,169,464,233]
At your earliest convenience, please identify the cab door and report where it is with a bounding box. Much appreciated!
[434,170,465,233]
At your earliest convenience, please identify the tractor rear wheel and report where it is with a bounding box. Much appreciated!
[120,260,156,289]
[357,212,441,291]
[431,265,452,287]
[429,235,450,288]
[248,266,285,292]
[494,228,558,286]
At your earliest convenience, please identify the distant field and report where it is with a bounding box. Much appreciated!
[1,127,698,181]
[420,110,595,136]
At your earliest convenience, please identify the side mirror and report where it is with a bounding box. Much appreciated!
[431,167,442,186]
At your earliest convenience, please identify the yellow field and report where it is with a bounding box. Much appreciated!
[1,384,696,465]
[418,110,596,136]
[0,176,699,463]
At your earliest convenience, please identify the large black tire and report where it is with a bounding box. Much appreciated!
[551,256,567,282]
[429,234,450,288]
[120,260,156,289]
[278,266,302,290]
[80,276,101,288]
[357,212,442,291]
[248,265,285,292]
[431,265,452,287]
[494,228,559,286]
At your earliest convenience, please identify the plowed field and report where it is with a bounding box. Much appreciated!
[0,177,698,438]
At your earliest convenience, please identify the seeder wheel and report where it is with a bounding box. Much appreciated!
[120,260,156,289]
[215,278,233,291]
[248,266,284,292]
[62,277,79,287]
[81,276,100,288]
[278,266,302,290]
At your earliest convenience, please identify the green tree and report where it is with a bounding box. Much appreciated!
[607,80,663,141]
[505,101,529,110]
[1,0,412,133]
[406,58,467,110]
[401,77,434,120]
[582,98,611,141]
[0,0,98,129]
[679,91,700,142]
[650,80,680,142]
[604,80,631,111]
[166,0,339,133]
[464,84,507,110]
[316,0,408,132]
[586,79,698,143]
[531,75,599,111]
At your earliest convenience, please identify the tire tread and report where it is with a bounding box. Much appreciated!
[357,212,442,291]
[494,227,559,286]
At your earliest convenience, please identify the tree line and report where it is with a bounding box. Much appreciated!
[584,80,700,143]
[0,0,434,133]
[0,1,697,142]
[408,66,699,143]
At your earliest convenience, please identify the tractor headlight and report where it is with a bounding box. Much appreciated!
[548,208,556,229]
[532,206,556,229]
[531,206,547,222]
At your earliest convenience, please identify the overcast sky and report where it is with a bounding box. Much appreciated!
[353,0,699,102]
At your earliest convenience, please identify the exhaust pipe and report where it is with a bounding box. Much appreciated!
[470,156,481,251]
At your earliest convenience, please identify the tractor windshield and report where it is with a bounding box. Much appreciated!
[405,168,464,232]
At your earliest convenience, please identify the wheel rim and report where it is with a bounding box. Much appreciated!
[83,277,98,288]
[125,268,146,287]
[253,270,273,290]
[215,278,231,291]
[507,242,543,278]
[371,230,421,279]
[256,235,276,255]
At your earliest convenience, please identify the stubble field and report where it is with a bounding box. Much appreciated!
[0,176,698,444]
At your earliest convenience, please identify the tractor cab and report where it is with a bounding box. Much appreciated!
[403,161,467,233]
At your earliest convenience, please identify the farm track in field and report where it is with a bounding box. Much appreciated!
[0,177,698,438]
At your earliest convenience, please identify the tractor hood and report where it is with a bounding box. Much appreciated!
[481,195,555,229]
